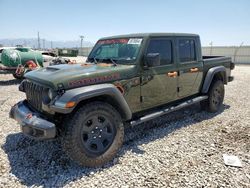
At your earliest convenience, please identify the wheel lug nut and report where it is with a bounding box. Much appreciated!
[91,131,94,134]
[98,135,101,138]
[93,136,96,139]
[95,127,98,129]
[100,129,102,132]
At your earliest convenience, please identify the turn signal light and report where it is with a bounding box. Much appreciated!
[65,101,76,108]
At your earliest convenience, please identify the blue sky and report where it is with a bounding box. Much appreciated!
[0,0,250,46]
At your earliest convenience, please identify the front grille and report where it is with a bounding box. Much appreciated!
[23,80,45,112]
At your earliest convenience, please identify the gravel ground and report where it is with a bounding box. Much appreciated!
[0,65,249,188]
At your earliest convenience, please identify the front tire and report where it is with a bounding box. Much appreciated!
[201,80,225,112]
[62,101,124,167]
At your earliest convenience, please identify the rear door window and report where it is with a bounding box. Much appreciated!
[178,39,196,62]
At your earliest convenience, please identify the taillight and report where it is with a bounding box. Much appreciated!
[26,60,37,70]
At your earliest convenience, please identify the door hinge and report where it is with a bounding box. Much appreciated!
[177,87,180,92]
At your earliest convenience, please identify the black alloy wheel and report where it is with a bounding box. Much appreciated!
[81,114,116,156]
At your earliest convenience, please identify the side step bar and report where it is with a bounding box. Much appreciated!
[130,96,208,126]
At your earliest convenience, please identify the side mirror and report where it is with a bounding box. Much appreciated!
[144,53,160,67]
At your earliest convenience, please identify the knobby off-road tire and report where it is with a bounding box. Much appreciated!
[201,80,225,112]
[62,101,124,167]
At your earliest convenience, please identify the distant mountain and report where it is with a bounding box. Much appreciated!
[0,38,94,49]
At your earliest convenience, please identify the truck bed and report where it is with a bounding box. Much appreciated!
[203,55,231,62]
[203,55,232,66]
[202,55,233,82]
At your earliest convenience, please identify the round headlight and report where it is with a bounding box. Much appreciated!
[42,88,54,105]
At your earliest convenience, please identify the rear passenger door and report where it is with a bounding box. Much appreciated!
[141,38,178,110]
[176,38,203,98]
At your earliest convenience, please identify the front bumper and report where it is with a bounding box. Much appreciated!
[9,100,56,140]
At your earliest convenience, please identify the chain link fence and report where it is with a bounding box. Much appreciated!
[202,46,250,64]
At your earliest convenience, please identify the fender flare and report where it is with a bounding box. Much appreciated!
[50,84,132,120]
[201,66,227,94]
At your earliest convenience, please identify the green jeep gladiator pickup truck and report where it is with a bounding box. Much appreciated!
[10,33,234,167]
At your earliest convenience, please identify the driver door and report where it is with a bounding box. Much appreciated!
[140,38,178,110]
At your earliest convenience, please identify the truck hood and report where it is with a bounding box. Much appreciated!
[25,63,136,90]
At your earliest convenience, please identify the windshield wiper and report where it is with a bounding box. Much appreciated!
[89,57,117,66]
[104,58,117,66]
[87,57,98,64]
[92,57,98,64]
[110,58,117,66]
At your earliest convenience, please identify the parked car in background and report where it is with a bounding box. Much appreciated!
[40,51,58,62]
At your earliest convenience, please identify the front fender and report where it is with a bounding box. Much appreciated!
[50,84,132,120]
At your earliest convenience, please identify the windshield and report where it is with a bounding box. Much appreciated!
[88,38,143,64]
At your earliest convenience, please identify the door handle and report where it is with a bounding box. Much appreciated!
[190,68,199,73]
[167,71,178,77]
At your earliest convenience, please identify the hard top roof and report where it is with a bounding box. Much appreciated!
[99,33,199,40]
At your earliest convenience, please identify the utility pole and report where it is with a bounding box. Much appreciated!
[23,40,27,47]
[233,42,244,63]
[80,35,84,56]
[50,41,53,49]
[37,32,41,49]
[42,39,45,50]
[209,41,213,56]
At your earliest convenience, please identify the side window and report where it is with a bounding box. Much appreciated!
[146,39,173,65]
[178,39,196,62]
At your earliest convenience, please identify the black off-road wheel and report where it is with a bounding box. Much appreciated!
[201,80,225,112]
[62,101,124,167]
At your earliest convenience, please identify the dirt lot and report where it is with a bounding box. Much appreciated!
[0,65,249,187]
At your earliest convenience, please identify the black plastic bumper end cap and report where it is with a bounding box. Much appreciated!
[228,76,234,82]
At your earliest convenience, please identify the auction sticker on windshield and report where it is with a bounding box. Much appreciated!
[128,38,143,45]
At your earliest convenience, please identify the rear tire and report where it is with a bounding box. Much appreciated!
[62,101,124,167]
[201,80,225,112]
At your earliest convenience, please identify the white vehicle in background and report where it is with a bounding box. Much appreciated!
[39,51,58,62]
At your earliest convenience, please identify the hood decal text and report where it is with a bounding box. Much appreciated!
[69,73,120,87]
